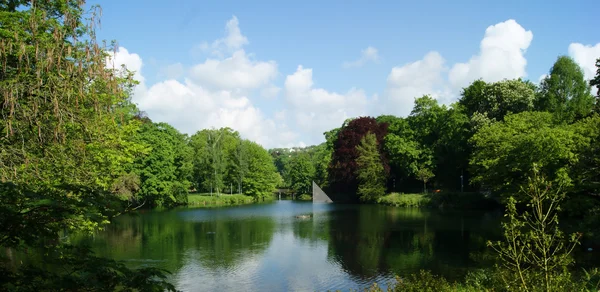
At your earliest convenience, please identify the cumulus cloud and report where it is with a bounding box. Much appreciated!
[383,19,533,117]
[568,43,600,81]
[342,46,380,68]
[384,51,450,116]
[284,66,371,143]
[448,19,533,90]
[198,16,249,56]
[108,17,298,148]
[190,50,278,90]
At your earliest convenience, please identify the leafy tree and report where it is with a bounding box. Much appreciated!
[0,1,175,290]
[378,115,421,191]
[355,132,387,202]
[459,79,537,121]
[536,56,595,122]
[132,122,192,207]
[488,166,580,291]
[242,140,278,200]
[311,143,332,188]
[329,117,389,200]
[417,167,435,193]
[470,112,586,200]
[285,153,316,195]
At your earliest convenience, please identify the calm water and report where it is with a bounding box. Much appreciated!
[74,201,502,291]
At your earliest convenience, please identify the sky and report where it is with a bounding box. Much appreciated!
[94,0,600,148]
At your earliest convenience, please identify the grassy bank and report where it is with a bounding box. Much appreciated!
[188,193,256,207]
[377,192,499,209]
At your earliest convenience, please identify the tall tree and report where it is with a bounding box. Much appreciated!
[470,111,586,200]
[285,153,316,195]
[329,117,389,200]
[132,122,192,207]
[242,141,278,200]
[536,56,595,122]
[355,132,387,202]
[0,1,174,289]
[232,139,249,194]
[459,79,537,121]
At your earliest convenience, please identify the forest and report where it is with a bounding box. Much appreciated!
[1,0,600,291]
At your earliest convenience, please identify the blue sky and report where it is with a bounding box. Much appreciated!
[95,0,600,148]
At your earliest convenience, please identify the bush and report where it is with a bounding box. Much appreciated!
[377,192,498,209]
[297,194,312,201]
[377,193,430,207]
[187,194,255,207]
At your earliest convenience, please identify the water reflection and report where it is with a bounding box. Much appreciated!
[73,201,501,291]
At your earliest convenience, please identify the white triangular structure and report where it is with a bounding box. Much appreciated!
[312,181,333,203]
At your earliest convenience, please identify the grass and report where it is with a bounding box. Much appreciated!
[188,193,255,207]
[377,192,499,209]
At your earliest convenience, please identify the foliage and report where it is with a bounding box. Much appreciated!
[536,56,595,122]
[329,117,389,199]
[377,193,431,208]
[487,166,581,291]
[285,153,316,194]
[131,122,192,207]
[242,140,278,201]
[355,132,387,202]
[416,167,435,193]
[187,193,255,207]
[470,112,585,200]
[0,1,178,290]
[297,194,312,201]
[377,192,497,209]
[459,78,537,121]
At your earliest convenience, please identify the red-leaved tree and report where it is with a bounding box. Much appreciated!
[328,117,389,201]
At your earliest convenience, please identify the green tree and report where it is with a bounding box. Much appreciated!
[0,1,175,290]
[132,122,192,207]
[242,140,278,200]
[536,56,595,122]
[417,167,435,193]
[285,153,316,195]
[459,79,537,121]
[355,132,387,202]
[470,112,586,200]
[488,166,580,291]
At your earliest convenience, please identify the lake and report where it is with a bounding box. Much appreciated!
[74,200,503,291]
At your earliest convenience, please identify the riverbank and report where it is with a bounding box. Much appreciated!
[188,193,257,207]
[377,192,500,209]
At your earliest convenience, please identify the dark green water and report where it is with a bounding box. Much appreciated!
[74,201,503,291]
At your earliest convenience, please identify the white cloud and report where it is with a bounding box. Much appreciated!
[108,18,298,148]
[448,19,533,90]
[190,50,278,90]
[284,66,371,143]
[568,43,600,81]
[198,16,249,56]
[342,46,380,68]
[384,51,449,116]
[382,19,533,117]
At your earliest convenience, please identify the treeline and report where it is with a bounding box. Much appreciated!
[273,56,600,214]
[114,121,279,208]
